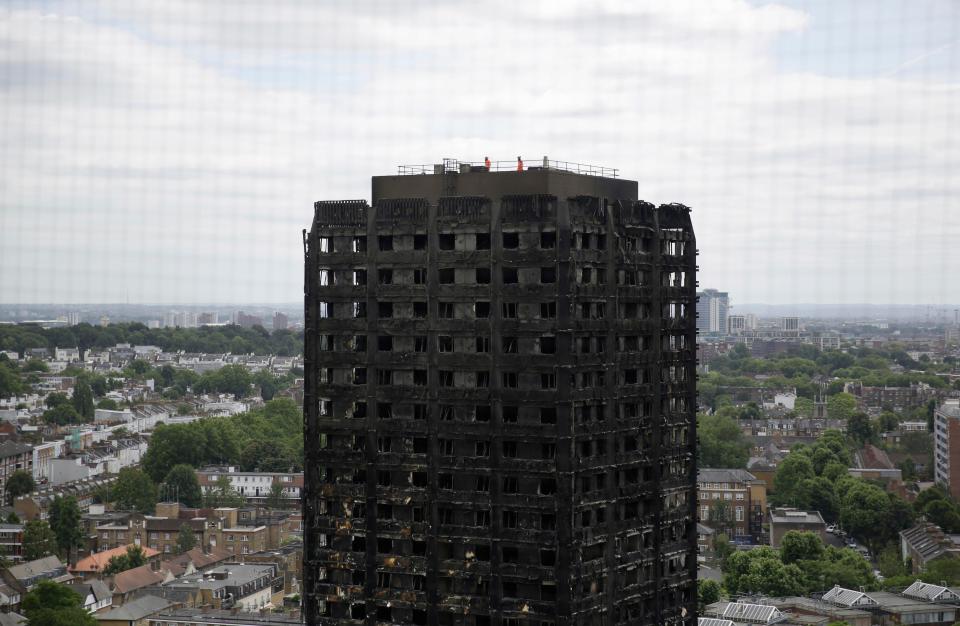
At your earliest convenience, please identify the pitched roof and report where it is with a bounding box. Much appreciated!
[0,442,31,459]
[95,595,171,621]
[0,613,25,626]
[111,564,167,595]
[66,579,112,603]
[822,585,878,608]
[6,556,65,580]
[698,468,758,484]
[900,523,960,564]
[718,602,786,624]
[698,620,735,626]
[902,581,960,602]
[71,544,159,573]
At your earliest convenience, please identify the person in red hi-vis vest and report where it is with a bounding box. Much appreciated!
[484,156,491,170]
[517,156,523,171]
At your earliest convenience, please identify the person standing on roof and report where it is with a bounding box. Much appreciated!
[484,156,491,170]
[517,156,523,171]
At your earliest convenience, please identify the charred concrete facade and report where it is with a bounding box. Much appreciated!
[303,163,698,626]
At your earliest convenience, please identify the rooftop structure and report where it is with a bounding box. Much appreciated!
[304,163,698,626]
[821,585,877,608]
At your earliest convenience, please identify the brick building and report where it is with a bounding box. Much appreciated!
[303,160,698,626]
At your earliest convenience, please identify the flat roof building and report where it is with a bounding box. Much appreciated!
[304,159,698,626]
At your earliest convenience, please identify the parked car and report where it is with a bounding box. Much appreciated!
[845,538,857,548]
[826,524,837,534]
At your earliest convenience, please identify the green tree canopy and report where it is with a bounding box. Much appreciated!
[162,464,204,508]
[827,392,858,421]
[780,531,824,564]
[71,379,95,420]
[698,412,751,469]
[42,403,83,426]
[5,469,35,506]
[112,468,157,514]
[49,495,83,560]
[176,524,197,554]
[698,579,721,612]
[102,545,148,576]
[724,547,807,597]
[774,454,815,504]
[21,580,97,626]
[22,520,57,561]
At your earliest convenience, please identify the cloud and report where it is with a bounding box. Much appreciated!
[0,0,957,305]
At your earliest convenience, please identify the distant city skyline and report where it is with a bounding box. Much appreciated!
[1,1,958,305]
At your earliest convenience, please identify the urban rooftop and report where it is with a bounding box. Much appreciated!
[396,156,620,178]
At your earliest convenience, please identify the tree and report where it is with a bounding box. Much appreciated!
[723,547,806,596]
[162,464,204,508]
[773,454,815,504]
[21,579,97,626]
[42,403,82,426]
[176,524,197,554]
[112,468,157,514]
[877,411,900,432]
[44,392,70,409]
[708,501,733,536]
[847,413,876,446]
[71,379,95,420]
[49,496,82,561]
[924,500,960,533]
[827,392,858,421]
[240,440,292,472]
[780,531,824,564]
[4,469,35,506]
[715,533,734,568]
[96,398,119,410]
[698,412,750,469]
[266,481,286,510]
[102,545,148,576]
[6,512,19,523]
[698,579,721,612]
[22,520,57,561]
[204,475,244,508]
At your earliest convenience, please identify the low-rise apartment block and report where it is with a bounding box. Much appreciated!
[697,468,767,542]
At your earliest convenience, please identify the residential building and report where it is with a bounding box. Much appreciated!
[0,442,33,493]
[304,161,698,625]
[272,312,289,331]
[66,580,113,613]
[697,469,767,542]
[768,508,827,548]
[0,524,23,561]
[934,399,960,499]
[95,595,173,626]
[147,609,303,626]
[781,317,800,336]
[196,467,302,503]
[235,312,263,329]
[697,289,729,335]
[159,564,278,612]
[727,314,746,335]
[70,544,160,579]
[1,555,71,593]
[900,522,960,573]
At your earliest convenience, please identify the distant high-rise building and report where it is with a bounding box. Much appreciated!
[935,400,960,499]
[696,289,729,335]
[303,160,698,626]
[272,312,288,331]
[99,316,110,327]
[147,320,161,329]
[197,312,218,325]
[66,311,81,326]
[235,311,263,328]
[781,316,800,336]
[727,314,746,334]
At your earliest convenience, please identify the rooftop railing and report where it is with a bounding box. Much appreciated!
[397,157,619,178]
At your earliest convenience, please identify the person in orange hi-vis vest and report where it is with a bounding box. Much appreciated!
[484,156,491,170]
[517,156,523,171]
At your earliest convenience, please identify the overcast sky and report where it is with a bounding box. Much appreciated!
[1,0,958,306]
